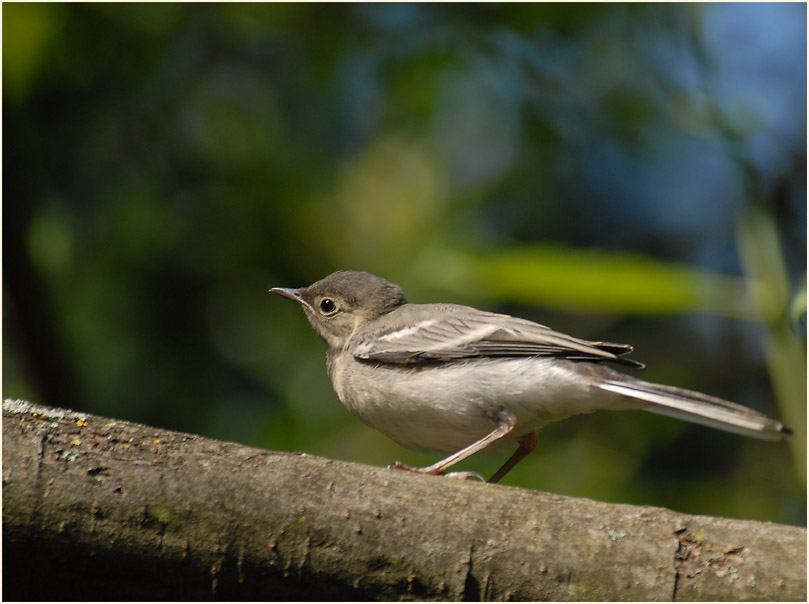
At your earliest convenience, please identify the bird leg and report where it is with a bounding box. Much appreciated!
[487,432,538,483]
[389,409,536,482]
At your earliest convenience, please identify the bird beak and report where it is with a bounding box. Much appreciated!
[270,287,306,306]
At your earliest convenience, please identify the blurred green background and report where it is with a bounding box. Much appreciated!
[4,3,806,525]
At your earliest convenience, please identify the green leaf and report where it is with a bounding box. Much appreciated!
[453,245,754,318]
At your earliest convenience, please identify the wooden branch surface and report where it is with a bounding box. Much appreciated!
[3,399,805,601]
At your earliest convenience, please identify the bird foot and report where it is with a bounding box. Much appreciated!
[387,461,485,481]
[443,471,486,481]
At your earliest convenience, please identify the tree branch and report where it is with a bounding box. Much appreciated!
[3,398,805,601]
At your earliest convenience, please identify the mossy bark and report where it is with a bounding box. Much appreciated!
[3,399,805,601]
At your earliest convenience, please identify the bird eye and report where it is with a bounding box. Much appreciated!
[319,298,337,314]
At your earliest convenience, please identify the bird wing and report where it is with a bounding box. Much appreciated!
[349,304,643,367]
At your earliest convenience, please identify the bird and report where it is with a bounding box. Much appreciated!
[271,270,792,483]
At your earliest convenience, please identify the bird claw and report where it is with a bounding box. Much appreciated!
[388,460,431,473]
[443,471,486,481]
[387,461,484,481]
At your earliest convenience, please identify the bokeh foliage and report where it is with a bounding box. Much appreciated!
[4,3,805,525]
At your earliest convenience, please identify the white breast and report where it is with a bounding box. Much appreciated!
[329,356,629,453]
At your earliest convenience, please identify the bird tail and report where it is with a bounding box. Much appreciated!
[598,378,792,441]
